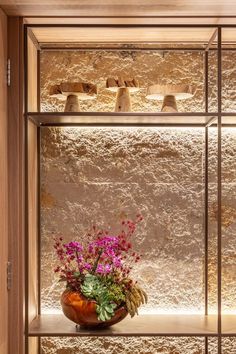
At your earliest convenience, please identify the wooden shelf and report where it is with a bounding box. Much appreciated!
[28,314,218,337]
[28,112,217,127]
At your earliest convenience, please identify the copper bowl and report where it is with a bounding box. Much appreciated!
[61,289,128,329]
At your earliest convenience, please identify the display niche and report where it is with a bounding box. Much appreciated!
[25,24,236,354]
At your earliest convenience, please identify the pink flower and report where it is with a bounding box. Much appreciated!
[53,215,143,288]
[96,264,104,274]
[113,256,122,268]
[96,263,112,275]
[83,263,92,271]
[64,241,83,255]
[89,236,119,252]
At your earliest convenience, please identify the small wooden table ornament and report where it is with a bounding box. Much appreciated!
[49,82,97,112]
[106,77,140,112]
[146,84,195,112]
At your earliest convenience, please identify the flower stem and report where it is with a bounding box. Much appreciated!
[92,249,103,274]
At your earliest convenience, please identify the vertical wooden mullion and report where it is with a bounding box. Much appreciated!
[0,8,8,354]
[8,16,25,354]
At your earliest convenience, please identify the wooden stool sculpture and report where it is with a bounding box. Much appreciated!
[49,82,97,112]
[146,84,195,112]
[106,77,140,112]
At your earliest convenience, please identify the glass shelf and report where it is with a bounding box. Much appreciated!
[28,314,218,337]
[28,314,236,337]
[222,315,236,336]
[222,114,236,125]
[28,112,218,127]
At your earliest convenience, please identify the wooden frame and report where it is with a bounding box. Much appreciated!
[8,19,236,354]
[24,23,222,354]
[0,9,8,354]
[2,2,236,17]
[7,17,25,354]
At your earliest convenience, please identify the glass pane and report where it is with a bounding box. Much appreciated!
[40,126,207,315]
[222,28,236,112]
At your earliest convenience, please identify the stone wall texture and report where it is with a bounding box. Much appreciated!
[40,127,206,314]
[40,50,236,113]
[39,50,236,353]
[40,50,207,113]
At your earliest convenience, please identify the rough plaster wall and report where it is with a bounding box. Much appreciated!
[208,128,218,313]
[208,51,236,113]
[40,336,208,354]
[40,337,236,354]
[40,127,208,353]
[207,128,236,314]
[42,336,236,353]
[222,52,236,112]
[221,129,236,313]
[41,337,236,353]
[40,50,206,112]
[40,127,205,314]
[40,127,236,353]
[39,51,236,353]
[40,50,236,113]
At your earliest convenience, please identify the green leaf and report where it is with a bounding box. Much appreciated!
[98,312,106,322]
[104,312,111,321]
[105,306,113,314]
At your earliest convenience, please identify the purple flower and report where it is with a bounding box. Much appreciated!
[98,236,119,247]
[96,264,104,274]
[104,264,112,274]
[83,263,92,271]
[89,236,119,254]
[95,263,112,275]
[77,255,83,263]
[113,256,122,268]
[64,241,83,255]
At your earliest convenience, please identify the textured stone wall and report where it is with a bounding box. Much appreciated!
[40,50,236,113]
[39,128,236,354]
[208,128,236,315]
[39,50,236,353]
[41,336,218,354]
[40,337,236,353]
[41,336,236,354]
[40,126,208,353]
[221,129,236,314]
[40,127,205,314]
[40,50,206,112]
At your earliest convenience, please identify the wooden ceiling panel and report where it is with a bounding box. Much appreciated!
[1,0,236,17]
[223,28,236,43]
[31,27,217,44]
[22,18,236,26]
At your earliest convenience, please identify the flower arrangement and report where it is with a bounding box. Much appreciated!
[53,215,147,325]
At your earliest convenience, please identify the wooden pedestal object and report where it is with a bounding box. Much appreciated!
[49,82,97,112]
[146,84,195,112]
[106,77,140,112]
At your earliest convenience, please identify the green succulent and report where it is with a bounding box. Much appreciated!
[81,274,118,321]
[96,302,117,322]
[80,274,103,299]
